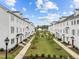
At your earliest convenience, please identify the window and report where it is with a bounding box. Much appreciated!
[20,28,22,32]
[77,20,79,24]
[66,37,69,41]
[11,39,14,44]
[65,28,68,34]
[23,28,24,32]
[71,21,73,25]
[17,28,18,33]
[63,30,64,33]
[11,15,14,21]
[11,26,14,33]
[59,29,62,33]
[74,20,76,25]
[67,22,68,25]
[27,26,29,29]
[72,29,75,35]
[77,30,79,36]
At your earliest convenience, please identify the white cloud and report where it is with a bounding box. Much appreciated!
[73,0,79,8]
[45,1,58,10]
[69,11,74,15]
[11,7,16,11]
[35,0,58,13]
[38,13,60,23]
[70,4,74,8]
[36,0,43,9]
[31,15,35,18]
[5,0,16,6]
[23,8,26,11]
[40,10,48,13]
[63,12,67,15]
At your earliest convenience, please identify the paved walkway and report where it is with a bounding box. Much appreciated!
[14,36,34,59]
[53,39,79,59]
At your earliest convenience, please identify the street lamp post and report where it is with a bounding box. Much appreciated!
[4,37,9,59]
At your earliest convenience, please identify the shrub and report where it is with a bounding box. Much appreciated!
[9,44,18,52]
[53,55,56,58]
[32,57,35,59]
[75,47,78,50]
[35,54,39,58]
[30,54,35,59]
[73,45,76,48]
[0,48,4,51]
[59,55,63,59]
[47,54,51,58]
[30,54,33,58]
[41,54,45,58]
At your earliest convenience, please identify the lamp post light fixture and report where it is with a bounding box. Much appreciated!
[4,37,9,59]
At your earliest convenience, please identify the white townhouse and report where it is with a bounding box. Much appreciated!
[0,5,35,50]
[48,9,79,49]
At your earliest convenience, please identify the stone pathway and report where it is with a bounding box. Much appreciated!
[53,39,79,59]
[14,36,34,59]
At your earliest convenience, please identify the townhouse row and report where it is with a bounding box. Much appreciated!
[0,5,35,50]
[48,9,79,49]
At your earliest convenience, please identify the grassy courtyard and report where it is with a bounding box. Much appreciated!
[26,30,71,57]
[0,45,23,59]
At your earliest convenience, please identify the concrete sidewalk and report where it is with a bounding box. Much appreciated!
[14,36,34,59]
[53,39,79,59]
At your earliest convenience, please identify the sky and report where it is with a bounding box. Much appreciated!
[0,0,79,26]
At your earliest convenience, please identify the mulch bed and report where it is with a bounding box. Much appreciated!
[23,56,74,59]
[69,47,79,55]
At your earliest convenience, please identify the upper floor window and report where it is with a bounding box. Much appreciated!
[74,20,76,25]
[20,28,22,32]
[17,27,18,33]
[11,15,14,21]
[65,28,68,34]
[77,20,79,24]
[11,26,14,33]
[11,38,15,44]
[66,37,69,41]
[72,29,75,35]
[67,22,68,25]
[71,21,73,25]
[23,28,24,32]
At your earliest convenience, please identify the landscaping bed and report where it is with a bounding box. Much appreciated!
[0,45,23,59]
[23,54,74,59]
[69,47,79,55]
[25,31,73,58]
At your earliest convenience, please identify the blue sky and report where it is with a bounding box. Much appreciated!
[0,0,78,26]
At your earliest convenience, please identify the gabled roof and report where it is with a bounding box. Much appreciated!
[0,4,34,25]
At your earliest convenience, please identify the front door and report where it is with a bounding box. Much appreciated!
[72,39,74,46]
[17,38,18,44]
[20,36,22,42]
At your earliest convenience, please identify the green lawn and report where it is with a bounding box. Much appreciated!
[26,31,71,57]
[0,46,23,59]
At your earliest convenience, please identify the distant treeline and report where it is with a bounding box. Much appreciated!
[36,25,49,29]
